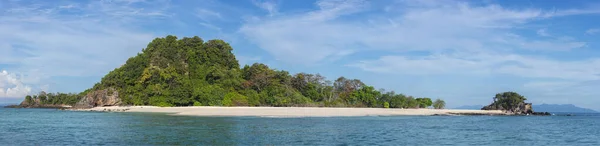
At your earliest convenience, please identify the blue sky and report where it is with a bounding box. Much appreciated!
[1,0,600,110]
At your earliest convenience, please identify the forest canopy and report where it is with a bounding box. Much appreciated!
[24,35,445,108]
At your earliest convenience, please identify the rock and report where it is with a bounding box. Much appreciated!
[532,112,551,116]
[73,87,121,109]
[482,102,551,116]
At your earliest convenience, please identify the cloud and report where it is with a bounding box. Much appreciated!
[586,28,600,35]
[240,0,369,64]
[537,29,550,37]
[542,8,600,18]
[0,70,32,98]
[199,22,222,32]
[0,0,163,90]
[196,8,222,22]
[348,52,600,80]
[253,0,278,16]
[240,0,589,65]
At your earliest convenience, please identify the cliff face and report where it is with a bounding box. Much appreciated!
[73,87,121,109]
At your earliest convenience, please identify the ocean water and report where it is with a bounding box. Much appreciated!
[1,108,599,146]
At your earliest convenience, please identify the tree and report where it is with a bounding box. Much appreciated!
[406,96,419,108]
[222,92,249,106]
[433,99,446,109]
[416,98,433,108]
[491,91,527,110]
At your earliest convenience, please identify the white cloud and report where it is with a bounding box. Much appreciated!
[0,70,32,98]
[240,0,588,65]
[253,0,278,16]
[196,8,222,22]
[537,29,550,37]
[199,22,222,32]
[0,0,163,88]
[542,8,600,18]
[586,28,600,35]
[348,53,600,80]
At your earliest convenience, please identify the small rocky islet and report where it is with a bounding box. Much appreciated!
[480,92,551,116]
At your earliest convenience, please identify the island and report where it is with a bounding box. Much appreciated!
[481,92,551,116]
[5,35,545,117]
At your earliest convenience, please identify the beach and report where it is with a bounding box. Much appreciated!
[77,106,508,117]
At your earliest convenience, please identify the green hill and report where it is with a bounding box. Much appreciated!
[19,35,443,109]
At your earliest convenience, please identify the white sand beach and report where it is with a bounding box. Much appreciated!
[77,106,508,117]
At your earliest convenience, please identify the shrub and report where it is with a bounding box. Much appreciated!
[384,102,390,108]
[222,92,249,106]
[193,101,202,106]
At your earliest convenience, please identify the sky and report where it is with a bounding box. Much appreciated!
[1,0,599,110]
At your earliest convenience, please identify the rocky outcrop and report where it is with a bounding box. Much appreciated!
[73,87,121,109]
[482,102,550,116]
[482,102,533,114]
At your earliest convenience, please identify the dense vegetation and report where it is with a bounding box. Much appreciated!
[490,92,527,110]
[23,91,86,105]
[481,91,530,112]
[25,35,445,108]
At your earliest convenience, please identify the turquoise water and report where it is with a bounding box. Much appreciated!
[1,108,600,145]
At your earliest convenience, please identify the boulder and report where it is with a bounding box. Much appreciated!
[74,87,121,109]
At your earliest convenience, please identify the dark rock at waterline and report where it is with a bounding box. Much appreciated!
[531,112,551,116]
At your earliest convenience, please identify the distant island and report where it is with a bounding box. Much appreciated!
[534,104,597,113]
[8,35,447,111]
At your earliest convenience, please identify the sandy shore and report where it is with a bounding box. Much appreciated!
[74,106,508,117]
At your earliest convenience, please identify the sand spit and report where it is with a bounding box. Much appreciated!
[74,106,508,117]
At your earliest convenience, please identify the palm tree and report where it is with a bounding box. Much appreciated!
[433,99,446,109]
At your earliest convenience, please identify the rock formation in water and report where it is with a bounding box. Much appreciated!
[482,102,533,114]
[481,92,550,115]
[8,88,122,109]
[73,87,122,109]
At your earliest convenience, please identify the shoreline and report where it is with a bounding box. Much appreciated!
[72,106,510,117]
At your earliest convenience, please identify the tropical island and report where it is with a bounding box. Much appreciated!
[7,35,547,117]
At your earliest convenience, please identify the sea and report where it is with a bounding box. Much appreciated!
[1,108,599,146]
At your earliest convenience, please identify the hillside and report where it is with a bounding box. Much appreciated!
[17,35,444,109]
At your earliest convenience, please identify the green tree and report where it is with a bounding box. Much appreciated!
[384,102,390,108]
[433,99,446,109]
[416,98,433,108]
[486,91,528,110]
[193,101,202,106]
[222,92,249,106]
[25,95,32,104]
[406,97,419,108]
